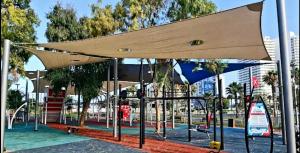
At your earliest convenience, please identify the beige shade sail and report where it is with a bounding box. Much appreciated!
[24,47,107,69]
[38,2,270,61]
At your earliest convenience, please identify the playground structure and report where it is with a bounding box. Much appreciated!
[1,1,298,153]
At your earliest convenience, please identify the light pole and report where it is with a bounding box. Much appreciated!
[276,0,296,152]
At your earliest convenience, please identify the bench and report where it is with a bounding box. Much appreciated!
[189,125,211,139]
[66,126,83,134]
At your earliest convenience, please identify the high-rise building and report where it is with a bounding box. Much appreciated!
[290,32,299,68]
[196,74,225,96]
[238,36,277,96]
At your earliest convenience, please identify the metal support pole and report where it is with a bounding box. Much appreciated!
[163,85,167,139]
[277,61,286,144]
[142,84,146,144]
[218,78,224,150]
[113,58,118,138]
[213,83,217,141]
[118,84,122,141]
[187,84,191,142]
[248,67,252,95]
[1,39,10,153]
[77,88,80,125]
[139,59,143,148]
[25,80,29,126]
[244,83,250,153]
[107,65,110,128]
[34,70,39,131]
[276,0,296,152]
[171,59,175,129]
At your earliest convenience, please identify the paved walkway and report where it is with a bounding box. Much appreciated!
[13,139,142,153]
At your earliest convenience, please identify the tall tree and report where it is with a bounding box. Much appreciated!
[226,82,243,118]
[263,70,278,118]
[167,0,217,21]
[45,3,118,126]
[1,0,39,75]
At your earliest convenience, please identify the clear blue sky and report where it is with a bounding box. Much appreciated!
[25,0,299,87]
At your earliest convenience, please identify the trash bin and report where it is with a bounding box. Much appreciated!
[228,119,235,127]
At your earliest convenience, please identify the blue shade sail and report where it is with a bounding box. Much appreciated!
[178,61,263,84]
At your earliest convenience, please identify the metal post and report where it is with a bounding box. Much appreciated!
[113,58,118,138]
[213,83,217,141]
[118,84,122,141]
[1,39,10,153]
[107,65,110,128]
[248,67,252,95]
[34,70,39,131]
[163,85,167,139]
[77,87,80,125]
[244,83,250,153]
[277,61,286,144]
[139,59,143,148]
[276,0,296,152]
[171,59,175,129]
[142,84,146,144]
[187,84,191,142]
[218,78,224,150]
[25,79,29,126]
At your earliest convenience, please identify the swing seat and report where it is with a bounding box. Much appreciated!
[190,125,211,139]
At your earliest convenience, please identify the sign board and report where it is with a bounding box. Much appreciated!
[247,102,270,137]
[252,76,260,88]
[120,105,130,120]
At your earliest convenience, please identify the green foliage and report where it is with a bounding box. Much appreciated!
[7,90,23,109]
[226,82,243,98]
[46,68,71,93]
[205,59,228,75]
[167,0,217,21]
[84,4,120,36]
[1,0,39,75]
[45,3,85,42]
[116,0,165,31]
[263,70,277,87]
[223,98,229,109]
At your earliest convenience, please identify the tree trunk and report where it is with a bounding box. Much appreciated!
[235,94,238,118]
[272,86,276,127]
[79,98,91,126]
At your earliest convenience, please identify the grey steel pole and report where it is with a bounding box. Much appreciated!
[1,39,10,153]
[106,65,110,128]
[113,58,118,137]
[187,84,191,142]
[277,61,286,144]
[25,80,29,126]
[276,0,296,152]
[171,59,175,129]
[34,70,39,131]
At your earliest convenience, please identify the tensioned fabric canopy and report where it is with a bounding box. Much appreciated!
[114,64,184,84]
[178,61,263,84]
[31,2,269,63]
[24,47,106,69]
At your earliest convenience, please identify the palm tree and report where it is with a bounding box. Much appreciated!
[227,95,233,110]
[226,82,243,118]
[205,60,227,147]
[263,70,278,119]
[203,92,213,128]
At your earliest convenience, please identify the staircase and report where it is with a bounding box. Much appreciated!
[44,89,66,123]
